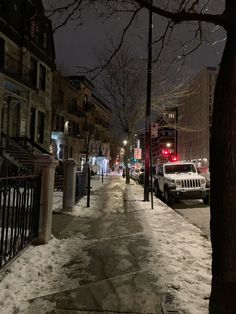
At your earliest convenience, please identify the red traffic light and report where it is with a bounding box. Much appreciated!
[169,155,178,162]
[162,149,170,155]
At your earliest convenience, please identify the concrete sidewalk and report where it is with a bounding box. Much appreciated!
[29,175,174,314]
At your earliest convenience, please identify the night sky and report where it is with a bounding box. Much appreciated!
[43,1,226,79]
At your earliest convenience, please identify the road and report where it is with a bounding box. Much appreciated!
[171,199,210,240]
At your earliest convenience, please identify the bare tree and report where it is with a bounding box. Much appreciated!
[46,1,236,312]
[98,45,146,183]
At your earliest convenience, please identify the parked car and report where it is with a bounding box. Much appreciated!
[130,168,136,179]
[138,166,156,190]
[197,167,210,196]
[137,167,145,183]
[153,161,210,205]
[131,168,144,181]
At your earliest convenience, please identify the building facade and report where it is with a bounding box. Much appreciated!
[0,0,112,175]
[152,109,178,164]
[51,72,87,165]
[0,0,55,174]
[52,75,112,171]
[0,0,55,148]
[177,67,218,167]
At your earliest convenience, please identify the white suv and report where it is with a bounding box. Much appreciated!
[154,161,210,205]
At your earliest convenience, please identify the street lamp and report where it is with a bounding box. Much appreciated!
[144,0,153,201]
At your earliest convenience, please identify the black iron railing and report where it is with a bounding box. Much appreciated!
[75,171,86,203]
[11,136,51,155]
[0,175,41,269]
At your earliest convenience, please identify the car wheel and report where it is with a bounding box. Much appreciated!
[164,188,174,205]
[203,195,209,205]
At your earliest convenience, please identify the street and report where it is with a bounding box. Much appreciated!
[171,199,210,240]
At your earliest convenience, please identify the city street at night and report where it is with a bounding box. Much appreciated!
[1,1,236,313]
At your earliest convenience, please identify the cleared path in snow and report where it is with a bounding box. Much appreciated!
[33,176,164,313]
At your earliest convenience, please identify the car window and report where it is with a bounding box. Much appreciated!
[164,164,196,174]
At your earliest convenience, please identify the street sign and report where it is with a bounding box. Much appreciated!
[134,148,142,160]
[151,123,158,138]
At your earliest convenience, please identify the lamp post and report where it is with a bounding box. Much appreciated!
[144,0,153,201]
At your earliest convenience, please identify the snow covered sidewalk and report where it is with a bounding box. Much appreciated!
[0,175,212,314]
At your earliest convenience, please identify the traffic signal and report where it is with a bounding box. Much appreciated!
[162,149,170,156]
[170,156,178,161]
[169,155,179,162]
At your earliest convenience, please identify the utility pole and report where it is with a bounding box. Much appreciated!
[144,0,153,201]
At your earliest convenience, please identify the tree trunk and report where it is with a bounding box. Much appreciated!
[209,25,236,313]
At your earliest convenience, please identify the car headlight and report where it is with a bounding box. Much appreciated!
[175,180,181,186]
[200,178,206,185]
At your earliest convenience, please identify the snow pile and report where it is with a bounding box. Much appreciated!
[0,235,91,314]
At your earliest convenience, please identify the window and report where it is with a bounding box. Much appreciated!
[75,123,80,136]
[0,37,5,69]
[168,112,175,119]
[37,111,45,143]
[64,145,68,159]
[29,57,37,86]
[59,90,64,104]
[58,144,64,159]
[68,121,80,136]
[55,115,64,132]
[164,164,196,174]
[30,108,36,140]
[39,64,46,91]
[68,121,72,134]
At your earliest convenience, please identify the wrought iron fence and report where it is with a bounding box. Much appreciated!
[0,175,41,269]
[75,171,86,203]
